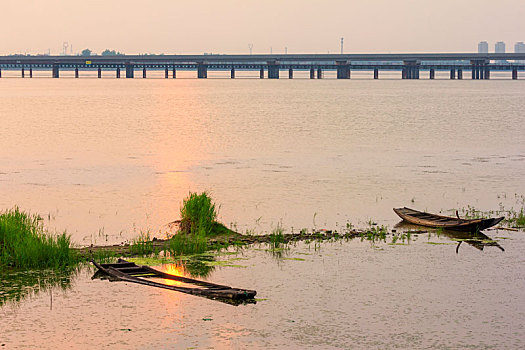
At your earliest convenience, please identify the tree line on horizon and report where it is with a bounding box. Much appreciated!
[81,49,123,56]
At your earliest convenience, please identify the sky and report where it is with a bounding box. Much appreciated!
[2,0,525,55]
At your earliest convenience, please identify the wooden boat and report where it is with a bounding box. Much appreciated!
[92,259,256,303]
[393,207,504,232]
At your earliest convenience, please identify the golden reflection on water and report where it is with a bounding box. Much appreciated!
[156,263,188,287]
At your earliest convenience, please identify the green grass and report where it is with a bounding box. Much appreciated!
[130,231,157,256]
[269,225,285,249]
[169,231,209,256]
[167,192,240,256]
[179,192,217,236]
[507,208,525,228]
[0,207,78,269]
[361,224,388,243]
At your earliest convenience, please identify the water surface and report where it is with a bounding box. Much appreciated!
[1,78,524,348]
[1,79,523,243]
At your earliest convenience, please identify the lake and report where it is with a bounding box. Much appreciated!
[1,77,524,348]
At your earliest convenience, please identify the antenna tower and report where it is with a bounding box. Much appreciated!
[248,43,253,55]
[340,37,344,54]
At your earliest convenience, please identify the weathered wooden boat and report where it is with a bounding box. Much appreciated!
[393,207,504,232]
[92,259,256,303]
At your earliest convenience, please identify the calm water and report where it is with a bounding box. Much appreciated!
[1,78,524,243]
[1,78,524,348]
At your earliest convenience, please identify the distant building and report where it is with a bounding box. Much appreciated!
[495,41,505,53]
[478,41,488,54]
[516,42,525,63]
[495,41,506,64]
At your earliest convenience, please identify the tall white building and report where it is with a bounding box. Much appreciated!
[516,42,525,63]
[495,41,506,64]
[478,41,488,54]
[495,41,506,53]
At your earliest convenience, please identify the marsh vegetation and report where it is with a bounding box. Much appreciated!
[0,208,78,269]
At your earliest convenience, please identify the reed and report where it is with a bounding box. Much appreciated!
[179,192,217,236]
[167,192,240,256]
[0,207,78,269]
[168,232,208,256]
[269,225,285,249]
[130,231,156,256]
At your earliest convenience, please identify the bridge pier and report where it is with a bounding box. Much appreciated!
[471,60,489,80]
[197,62,207,78]
[512,68,518,80]
[172,67,176,78]
[310,68,315,79]
[458,69,463,80]
[116,67,121,78]
[267,60,280,79]
[125,63,134,78]
[22,68,25,78]
[143,67,147,79]
[289,68,293,79]
[450,68,456,79]
[0,68,2,78]
[75,67,79,78]
[336,60,351,79]
[231,67,235,79]
[403,61,420,79]
[52,64,59,78]
[374,68,379,79]
[98,68,102,78]
[317,67,322,79]
[429,68,435,79]
[29,68,32,78]
[260,67,264,79]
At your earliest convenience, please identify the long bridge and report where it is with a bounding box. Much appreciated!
[1,53,524,80]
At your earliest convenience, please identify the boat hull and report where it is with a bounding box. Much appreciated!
[393,207,504,232]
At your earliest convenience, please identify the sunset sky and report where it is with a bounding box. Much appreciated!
[2,0,525,55]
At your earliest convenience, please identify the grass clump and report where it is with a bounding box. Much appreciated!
[269,225,286,249]
[179,192,218,236]
[168,192,235,257]
[0,207,78,269]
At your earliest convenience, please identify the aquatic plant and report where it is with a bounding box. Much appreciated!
[505,208,525,228]
[0,207,78,269]
[179,192,218,236]
[168,232,208,256]
[166,192,241,256]
[269,224,285,249]
[361,224,388,243]
[130,231,156,256]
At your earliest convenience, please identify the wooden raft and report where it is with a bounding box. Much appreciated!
[92,259,256,302]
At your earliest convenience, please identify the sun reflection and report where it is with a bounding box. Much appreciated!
[156,263,188,286]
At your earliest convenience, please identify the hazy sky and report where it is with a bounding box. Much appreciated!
[2,0,524,55]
